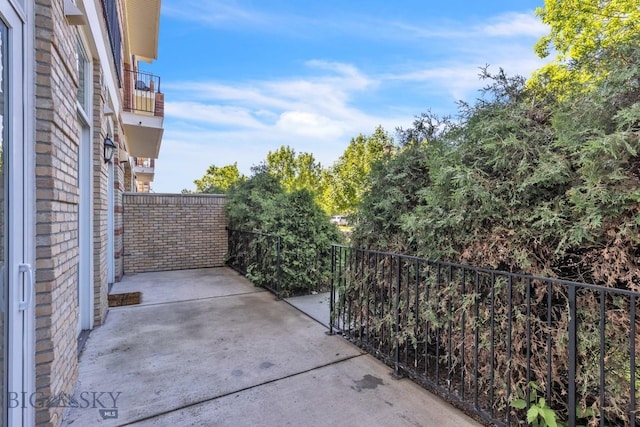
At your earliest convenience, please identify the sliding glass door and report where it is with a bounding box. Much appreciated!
[1,1,33,425]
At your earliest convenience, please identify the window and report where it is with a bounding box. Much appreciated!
[76,37,90,112]
[101,0,122,85]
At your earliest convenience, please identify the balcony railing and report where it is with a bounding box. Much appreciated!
[134,157,155,168]
[124,68,164,116]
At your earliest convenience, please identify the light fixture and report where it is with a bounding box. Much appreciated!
[103,135,116,163]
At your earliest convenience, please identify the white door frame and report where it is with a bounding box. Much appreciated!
[78,123,94,332]
[77,34,94,333]
[107,160,115,286]
[3,0,35,425]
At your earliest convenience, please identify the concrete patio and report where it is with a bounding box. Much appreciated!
[63,268,481,427]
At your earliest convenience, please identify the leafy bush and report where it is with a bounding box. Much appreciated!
[226,170,342,297]
[350,42,640,425]
[355,54,640,285]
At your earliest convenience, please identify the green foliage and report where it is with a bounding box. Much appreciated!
[511,382,598,427]
[262,133,395,218]
[265,145,323,195]
[193,162,245,194]
[350,40,640,424]
[535,0,640,63]
[354,58,640,284]
[226,171,342,297]
[323,126,394,215]
[511,383,561,427]
[531,0,640,96]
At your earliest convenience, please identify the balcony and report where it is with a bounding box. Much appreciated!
[133,156,155,184]
[122,68,164,159]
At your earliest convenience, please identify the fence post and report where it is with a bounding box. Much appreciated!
[629,296,636,427]
[328,245,335,335]
[226,227,231,267]
[276,235,282,299]
[568,284,577,427]
[393,255,401,378]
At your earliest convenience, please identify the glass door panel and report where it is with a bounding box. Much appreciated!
[0,17,8,425]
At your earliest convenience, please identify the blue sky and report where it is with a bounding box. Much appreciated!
[151,0,548,193]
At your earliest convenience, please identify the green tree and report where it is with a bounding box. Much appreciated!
[265,145,323,194]
[531,0,640,94]
[535,0,640,62]
[193,163,245,194]
[326,126,394,215]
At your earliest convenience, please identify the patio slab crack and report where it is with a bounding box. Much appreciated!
[117,353,366,426]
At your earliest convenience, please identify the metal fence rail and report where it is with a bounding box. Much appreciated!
[329,245,640,427]
[226,229,281,298]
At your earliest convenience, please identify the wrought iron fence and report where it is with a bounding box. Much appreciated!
[226,229,281,297]
[329,245,639,427]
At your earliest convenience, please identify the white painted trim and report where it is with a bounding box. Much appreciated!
[107,162,115,286]
[5,12,25,425]
[21,0,35,424]
[78,125,94,331]
[77,33,94,333]
[2,0,34,424]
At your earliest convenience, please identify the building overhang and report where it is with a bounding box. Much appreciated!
[123,0,160,63]
[123,112,163,158]
[135,170,155,183]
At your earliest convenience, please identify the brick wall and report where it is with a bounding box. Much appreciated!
[91,61,109,326]
[35,0,80,424]
[123,161,133,191]
[34,1,121,424]
[114,145,125,281]
[123,194,228,273]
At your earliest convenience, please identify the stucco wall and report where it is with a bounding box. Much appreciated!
[123,194,227,273]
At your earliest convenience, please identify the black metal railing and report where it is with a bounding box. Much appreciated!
[329,245,639,427]
[125,69,161,114]
[227,229,281,298]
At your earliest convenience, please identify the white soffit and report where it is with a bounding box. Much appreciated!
[124,0,161,63]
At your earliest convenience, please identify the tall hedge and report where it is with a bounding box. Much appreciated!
[354,61,640,289]
[350,44,640,424]
[226,171,342,297]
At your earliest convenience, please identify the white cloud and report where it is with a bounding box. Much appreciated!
[275,111,344,138]
[481,12,548,37]
[164,60,384,144]
[305,60,375,91]
[342,11,548,43]
[164,102,269,129]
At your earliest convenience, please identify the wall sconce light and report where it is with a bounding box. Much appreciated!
[103,135,116,163]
